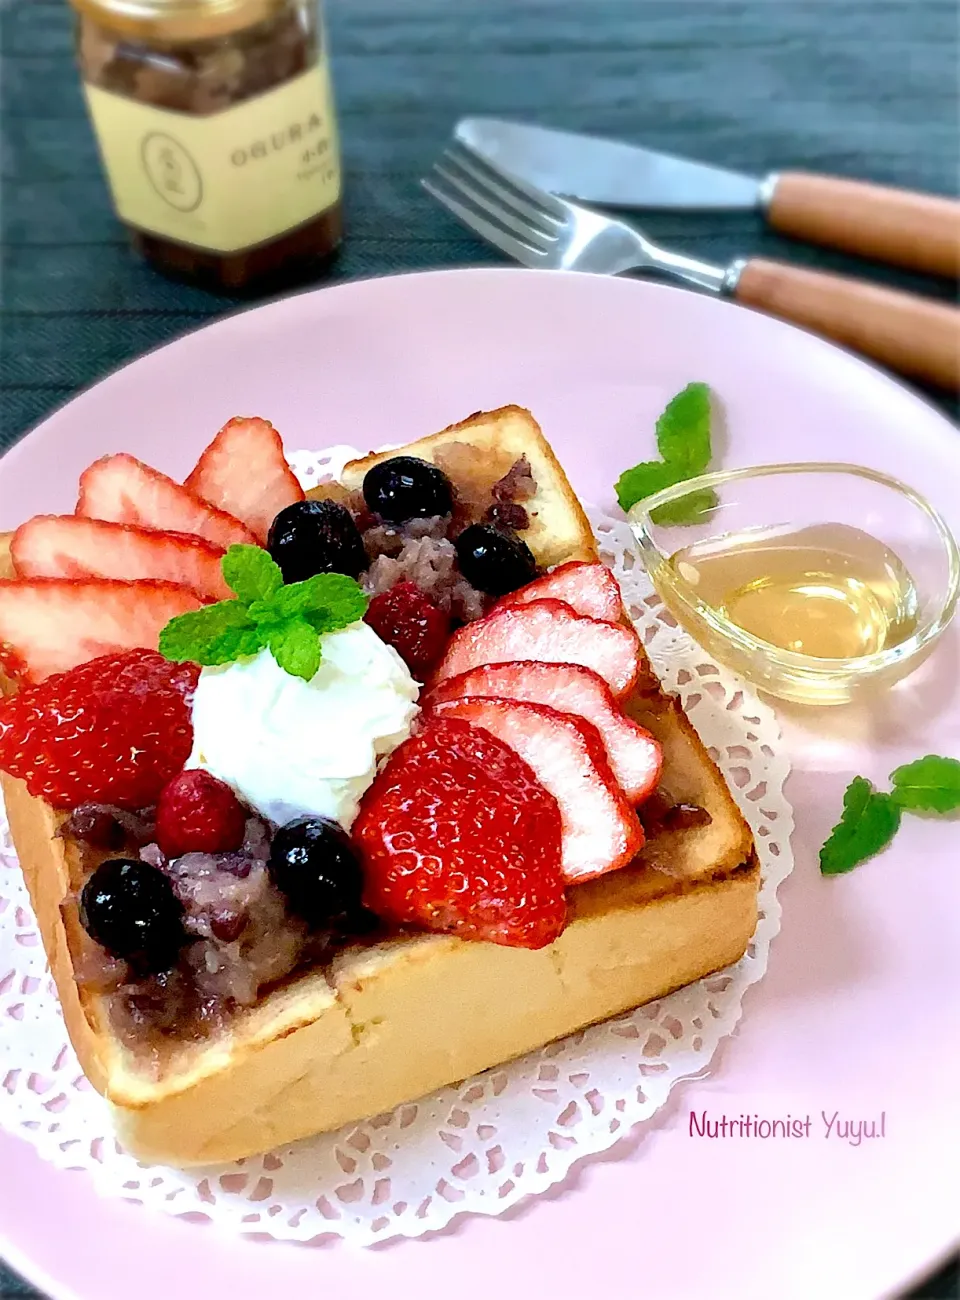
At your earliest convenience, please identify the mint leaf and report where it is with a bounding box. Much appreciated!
[266,617,321,682]
[615,383,715,524]
[222,545,283,605]
[651,487,719,527]
[890,755,960,813]
[248,573,368,630]
[820,777,902,875]
[203,624,263,663]
[246,599,284,625]
[615,460,686,513]
[655,382,712,473]
[159,600,261,666]
[616,461,718,525]
[273,572,368,628]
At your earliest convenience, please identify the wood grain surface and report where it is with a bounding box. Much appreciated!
[0,0,957,1295]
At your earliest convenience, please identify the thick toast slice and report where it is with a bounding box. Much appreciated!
[0,409,756,1165]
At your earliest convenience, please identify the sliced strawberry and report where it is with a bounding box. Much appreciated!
[0,579,202,683]
[425,661,662,803]
[185,417,304,544]
[432,598,640,698]
[77,453,256,550]
[432,698,643,882]
[498,561,625,623]
[11,516,230,603]
[355,715,566,948]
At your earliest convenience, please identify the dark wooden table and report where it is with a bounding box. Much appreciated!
[1,0,957,1294]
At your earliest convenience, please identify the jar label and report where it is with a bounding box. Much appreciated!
[83,65,341,254]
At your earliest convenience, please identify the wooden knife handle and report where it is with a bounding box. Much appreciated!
[766,172,960,278]
[734,258,960,390]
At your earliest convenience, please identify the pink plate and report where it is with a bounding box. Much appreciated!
[1,269,958,1300]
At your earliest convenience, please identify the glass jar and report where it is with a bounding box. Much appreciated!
[71,0,343,292]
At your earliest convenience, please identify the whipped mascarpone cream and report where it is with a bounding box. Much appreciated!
[187,622,420,829]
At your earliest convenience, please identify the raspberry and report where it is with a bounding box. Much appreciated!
[0,650,198,811]
[364,581,450,678]
[154,769,247,858]
[354,716,566,949]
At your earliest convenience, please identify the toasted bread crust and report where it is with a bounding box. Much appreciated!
[0,411,758,1164]
[0,773,110,1092]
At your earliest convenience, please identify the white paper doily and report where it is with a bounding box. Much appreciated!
[0,450,794,1246]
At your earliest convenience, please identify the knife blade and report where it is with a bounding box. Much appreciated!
[455,117,761,211]
[454,117,960,279]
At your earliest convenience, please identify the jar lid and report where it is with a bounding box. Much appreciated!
[68,0,286,42]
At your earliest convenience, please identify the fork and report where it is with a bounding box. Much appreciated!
[423,142,959,391]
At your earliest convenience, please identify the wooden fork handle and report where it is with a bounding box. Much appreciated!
[766,172,960,278]
[733,257,960,390]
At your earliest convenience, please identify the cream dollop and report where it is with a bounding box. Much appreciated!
[187,622,420,829]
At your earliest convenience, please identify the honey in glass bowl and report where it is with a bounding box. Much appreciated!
[629,463,959,706]
[666,521,920,660]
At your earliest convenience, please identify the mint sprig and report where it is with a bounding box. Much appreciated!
[159,544,367,681]
[615,382,718,525]
[820,755,960,875]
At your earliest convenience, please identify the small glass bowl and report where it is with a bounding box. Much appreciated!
[628,462,960,706]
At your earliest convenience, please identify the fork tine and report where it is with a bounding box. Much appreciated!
[432,159,556,250]
[440,144,563,236]
[448,138,570,223]
[421,177,549,267]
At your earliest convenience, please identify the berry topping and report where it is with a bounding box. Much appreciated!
[454,523,538,596]
[0,578,203,683]
[362,456,453,523]
[364,580,450,677]
[267,499,367,583]
[79,858,187,972]
[432,598,641,698]
[77,452,256,550]
[431,698,643,882]
[155,769,247,859]
[12,515,231,603]
[425,660,662,802]
[267,816,367,929]
[185,416,305,545]
[497,561,625,623]
[0,650,198,809]
[355,715,566,949]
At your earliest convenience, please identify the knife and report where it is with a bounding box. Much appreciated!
[455,118,960,280]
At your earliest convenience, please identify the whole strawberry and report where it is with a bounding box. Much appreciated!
[155,769,247,858]
[364,580,450,678]
[0,650,198,810]
[354,715,566,949]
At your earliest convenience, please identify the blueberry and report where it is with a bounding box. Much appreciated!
[267,500,367,583]
[454,523,538,596]
[362,456,453,523]
[268,816,367,929]
[79,859,186,973]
